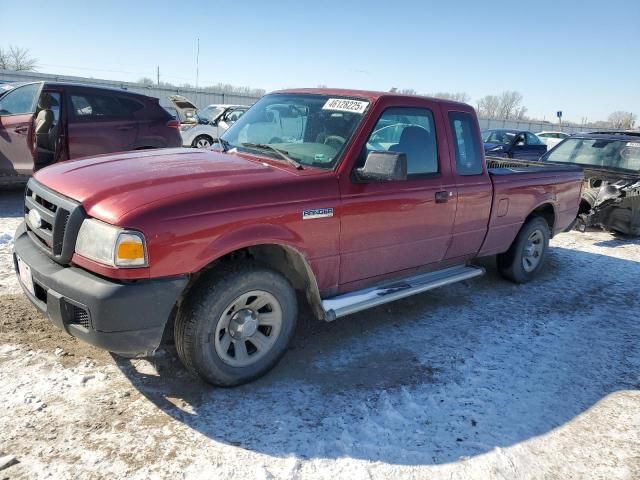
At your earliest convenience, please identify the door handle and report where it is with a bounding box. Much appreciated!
[116,126,134,131]
[435,191,453,203]
[14,126,29,134]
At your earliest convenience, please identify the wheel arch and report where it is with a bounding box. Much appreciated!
[525,202,556,236]
[186,240,325,319]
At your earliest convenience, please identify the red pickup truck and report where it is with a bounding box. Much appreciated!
[13,89,583,386]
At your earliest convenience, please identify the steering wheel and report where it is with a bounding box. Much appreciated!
[324,135,346,150]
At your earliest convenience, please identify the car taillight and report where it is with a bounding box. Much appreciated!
[166,120,180,129]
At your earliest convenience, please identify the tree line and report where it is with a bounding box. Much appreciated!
[392,87,636,129]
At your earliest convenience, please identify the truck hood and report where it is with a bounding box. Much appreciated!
[34,148,287,224]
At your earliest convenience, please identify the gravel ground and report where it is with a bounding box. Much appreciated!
[0,190,638,479]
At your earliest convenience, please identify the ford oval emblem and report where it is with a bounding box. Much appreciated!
[28,209,42,229]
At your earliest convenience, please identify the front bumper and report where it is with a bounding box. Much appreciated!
[13,222,188,356]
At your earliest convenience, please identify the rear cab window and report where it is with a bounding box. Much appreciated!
[448,111,483,175]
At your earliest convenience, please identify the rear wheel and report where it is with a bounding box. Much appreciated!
[175,264,297,386]
[192,135,213,148]
[497,217,550,283]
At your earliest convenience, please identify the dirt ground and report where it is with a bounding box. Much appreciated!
[0,189,638,479]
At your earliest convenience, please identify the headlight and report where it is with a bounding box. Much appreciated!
[75,219,147,268]
[180,124,195,131]
[488,146,504,152]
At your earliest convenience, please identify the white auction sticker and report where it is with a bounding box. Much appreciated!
[322,98,369,114]
[626,142,640,147]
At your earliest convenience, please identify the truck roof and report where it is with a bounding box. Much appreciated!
[274,87,471,109]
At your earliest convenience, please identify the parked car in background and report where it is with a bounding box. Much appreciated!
[14,88,582,386]
[179,104,249,148]
[163,105,180,121]
[536,131,570,149]
[482,128,547,160]
[538,131,640,235]
[0,82,181,185]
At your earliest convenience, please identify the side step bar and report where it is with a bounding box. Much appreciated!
[322,265,485,321]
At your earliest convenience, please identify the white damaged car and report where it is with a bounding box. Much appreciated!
[169,96,250,148]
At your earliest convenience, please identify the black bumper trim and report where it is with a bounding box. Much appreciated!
[13,222,189,356]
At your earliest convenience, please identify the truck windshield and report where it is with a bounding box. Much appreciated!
[544,138,640,172]
[221,93,369,169]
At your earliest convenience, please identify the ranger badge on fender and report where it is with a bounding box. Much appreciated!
[303,208,334,220]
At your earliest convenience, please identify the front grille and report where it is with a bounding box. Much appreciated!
[24,179,85,265]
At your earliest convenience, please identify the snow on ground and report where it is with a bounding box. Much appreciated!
[0,190,24,295]
[0,190,638,479]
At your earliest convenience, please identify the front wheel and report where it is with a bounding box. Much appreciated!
[175,264,297,386]
[497,217,550,283]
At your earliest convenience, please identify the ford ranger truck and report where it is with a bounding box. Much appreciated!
[13,89,583,386]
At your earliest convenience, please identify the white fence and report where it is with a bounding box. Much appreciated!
[478,117,586,134]
[0,69,260,109]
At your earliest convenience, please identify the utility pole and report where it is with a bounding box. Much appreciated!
[196,37,200,89]
[157,65,160,86]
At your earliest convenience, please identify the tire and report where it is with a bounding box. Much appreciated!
[192,135,213,148]
[497,217,550,284]
[175,263,297,386]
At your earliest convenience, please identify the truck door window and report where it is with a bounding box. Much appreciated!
[366,107,438,175]
[0,83,40,116]
[448,111,483,175]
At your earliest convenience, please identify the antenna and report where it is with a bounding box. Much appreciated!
[195,37,200,89]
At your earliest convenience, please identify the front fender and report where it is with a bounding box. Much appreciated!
[194,223,305,272]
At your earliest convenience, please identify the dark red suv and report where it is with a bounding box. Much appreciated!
[0,81,182,184]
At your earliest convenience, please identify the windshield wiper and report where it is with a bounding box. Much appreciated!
[241,142,303,170]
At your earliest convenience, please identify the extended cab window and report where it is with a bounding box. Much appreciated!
[0,83,40,115]
[366,107,438,175]
[449,111,483,175]
[70,93,128,119]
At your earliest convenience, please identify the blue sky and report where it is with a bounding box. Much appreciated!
[2,0,639,122]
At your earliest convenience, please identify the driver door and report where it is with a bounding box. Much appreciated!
[0,83,42,176]
[338,103,457,288]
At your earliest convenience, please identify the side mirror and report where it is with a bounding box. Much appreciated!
[355,151,407,182]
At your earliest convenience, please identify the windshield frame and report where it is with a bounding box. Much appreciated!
[220,93,371,170]
[542,136,640,173]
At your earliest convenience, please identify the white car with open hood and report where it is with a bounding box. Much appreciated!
[168,95,250,148]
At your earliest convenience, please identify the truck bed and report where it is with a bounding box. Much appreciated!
[486,156,583,175]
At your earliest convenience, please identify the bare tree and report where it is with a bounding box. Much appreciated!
[476,95,500,118]
[608,111,636,129]
[477,91,527,119]
[137,77,155,86]
[398,88,418,95]
[429,92,471,103]
[496,91,525,119]
[0,46,38,71]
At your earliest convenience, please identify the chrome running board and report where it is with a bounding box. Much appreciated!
[322,265,485,321]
